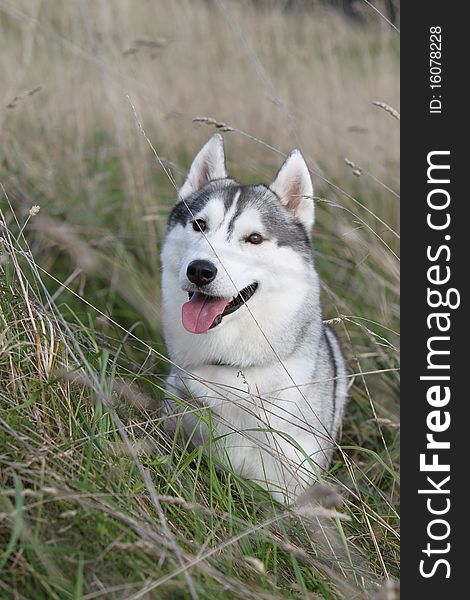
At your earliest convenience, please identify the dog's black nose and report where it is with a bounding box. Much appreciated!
[187,260,217,286]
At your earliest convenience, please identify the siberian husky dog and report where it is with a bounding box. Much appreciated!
[161,134,347,503]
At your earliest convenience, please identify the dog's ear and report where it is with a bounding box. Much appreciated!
[270,150,314,232]
[179,134,227,200]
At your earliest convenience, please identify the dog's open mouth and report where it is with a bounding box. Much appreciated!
[182,283,258,334]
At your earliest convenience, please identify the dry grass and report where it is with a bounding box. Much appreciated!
[2,0,398,191]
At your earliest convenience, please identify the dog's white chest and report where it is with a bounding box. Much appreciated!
[164,359,332,502]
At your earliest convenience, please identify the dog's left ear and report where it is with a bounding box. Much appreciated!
[270,150,314,232]
[179,134,227,200]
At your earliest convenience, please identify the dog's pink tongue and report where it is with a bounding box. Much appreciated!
[182,293,230,334]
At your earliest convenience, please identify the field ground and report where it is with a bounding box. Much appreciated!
[1,1,399,598]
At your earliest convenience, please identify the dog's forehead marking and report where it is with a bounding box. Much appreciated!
[221,189,241,231]
[226,185,262,237]
[195,189,241,231]
[223,185,240,212]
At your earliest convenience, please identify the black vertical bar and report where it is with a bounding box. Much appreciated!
[402,3,467,597]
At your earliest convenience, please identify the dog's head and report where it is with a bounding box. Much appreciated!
[161,135,319,362]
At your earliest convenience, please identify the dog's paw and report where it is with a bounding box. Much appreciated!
[296,482,343,511]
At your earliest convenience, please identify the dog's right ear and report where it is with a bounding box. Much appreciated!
[179,134,227,200]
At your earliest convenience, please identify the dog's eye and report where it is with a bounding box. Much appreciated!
[245,233,263,245]
[192,219,206,233]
